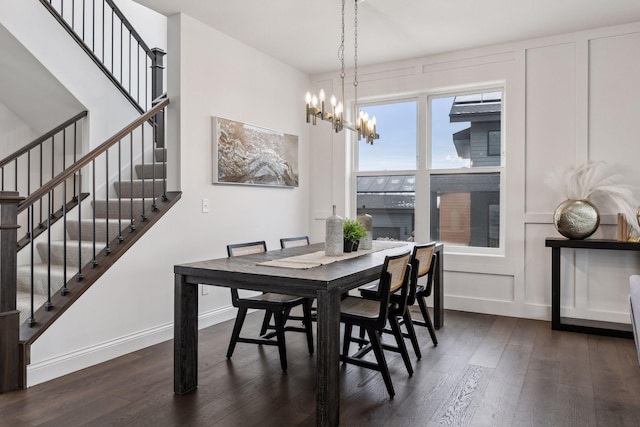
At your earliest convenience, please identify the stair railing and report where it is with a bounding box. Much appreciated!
[0,96,170,392]
[0,111,87,248]
[16,95,169,327]
[39,0,165,124]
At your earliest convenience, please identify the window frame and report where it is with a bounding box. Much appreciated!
[353,85,505,256]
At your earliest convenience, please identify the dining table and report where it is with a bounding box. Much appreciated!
[174,241,444,426]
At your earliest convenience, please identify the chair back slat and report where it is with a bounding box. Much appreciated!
[406,242,437,305]
[387,253,410,294]
[227,241,267,257]
[280,236,310,249]
[376,251,411,329]
[226,241,267,305]
[414,243,436,277]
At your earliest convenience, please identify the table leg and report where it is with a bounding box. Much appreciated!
[174,273,198,394]
[316,288,341,427]
[434,245,444,329]
[551,247,561,330]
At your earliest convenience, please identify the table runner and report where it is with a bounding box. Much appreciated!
[257,240,408,269]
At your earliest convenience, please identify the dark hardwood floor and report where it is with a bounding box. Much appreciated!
[1,308,639,426]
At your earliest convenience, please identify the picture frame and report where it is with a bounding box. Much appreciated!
[212,116,299,188]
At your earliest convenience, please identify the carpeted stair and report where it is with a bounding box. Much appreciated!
[16,148,166,324]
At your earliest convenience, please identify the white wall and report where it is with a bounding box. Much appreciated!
[309,21,640,324]
[27,12,310,386]
[1,0,144,153]
[0,101,36,159]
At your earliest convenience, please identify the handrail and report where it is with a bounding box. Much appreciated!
[104,0,153,57]
[18,96,169,214]
[0,111,87,169]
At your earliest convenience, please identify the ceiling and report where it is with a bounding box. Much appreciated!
[133,0,640,74]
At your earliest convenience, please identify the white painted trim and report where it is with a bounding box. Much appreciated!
[27,305,237,387]
[444,295,551,320]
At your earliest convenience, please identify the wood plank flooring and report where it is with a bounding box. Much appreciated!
[1,309,639,426]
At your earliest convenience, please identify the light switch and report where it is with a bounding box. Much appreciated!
[202,198,210,213]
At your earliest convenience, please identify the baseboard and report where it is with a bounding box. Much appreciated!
[26,305,237,387]
[444,295,551,321]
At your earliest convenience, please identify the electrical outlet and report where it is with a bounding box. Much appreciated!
[202,198,210,213]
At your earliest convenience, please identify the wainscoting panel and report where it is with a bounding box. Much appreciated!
[524,42,577,215]
[445,271,514,302]
[589,31,640,163]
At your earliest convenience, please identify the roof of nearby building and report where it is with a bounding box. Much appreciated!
[357,175,415,193]
[449,92,502,122]
[358,194,415,210]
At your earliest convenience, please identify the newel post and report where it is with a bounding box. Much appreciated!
[151,47,166,148]
[0,191,23,393]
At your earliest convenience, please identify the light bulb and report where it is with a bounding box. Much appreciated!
[311,95,318,107]
[330,95,337,107]
[319,89,326,102]
[305,92,311,104]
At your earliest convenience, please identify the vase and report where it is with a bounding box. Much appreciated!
[325,205,344,256]
[356,205,373,250]
[553,199,600,239]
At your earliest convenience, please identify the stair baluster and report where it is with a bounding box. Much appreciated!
[39,0,166,119]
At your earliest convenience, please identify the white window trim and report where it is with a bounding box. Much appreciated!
[353,84,505,256]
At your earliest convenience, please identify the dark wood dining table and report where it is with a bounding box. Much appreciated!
[174,242,444,426]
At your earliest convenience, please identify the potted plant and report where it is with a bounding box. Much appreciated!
[343,218,367,252]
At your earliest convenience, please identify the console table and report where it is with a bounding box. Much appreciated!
[545,238,639,338]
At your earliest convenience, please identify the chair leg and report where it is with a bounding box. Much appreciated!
[342,323,353,357]
[403,311,422,360]
[358,326,366,348]
[303,300,314,355]
[227,307,248,358]
[389,314,413,377]
[367,327,395,399]
[417,296,438,346]
[260,312,273,336]
[273,310,288,371]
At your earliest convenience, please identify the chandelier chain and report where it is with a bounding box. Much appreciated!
[340,0,346,104]
[353,0,359,109]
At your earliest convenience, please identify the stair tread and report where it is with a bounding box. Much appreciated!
[17,291,48,323]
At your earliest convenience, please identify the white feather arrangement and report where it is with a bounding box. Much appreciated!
[545,161,640,234]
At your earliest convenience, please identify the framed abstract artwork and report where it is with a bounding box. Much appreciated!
[212,117,299,188]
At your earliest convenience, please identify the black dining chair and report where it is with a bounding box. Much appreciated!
[359,242,438,361]
[340,251,412,399]
[226,241,314,371]
[280,235,310,248]
[410,242,438,346]
[259,235,314,335]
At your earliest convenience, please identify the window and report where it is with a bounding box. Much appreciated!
[354,88,503,250]
[429,91,502,248]
[357,175,415,241]
[357,101,417,171]
[356,100,417,241]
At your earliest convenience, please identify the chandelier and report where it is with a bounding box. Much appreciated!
[305,0,379,144]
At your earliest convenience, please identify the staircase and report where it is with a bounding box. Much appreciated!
[0,0,177,392]
[16,147,168,325]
